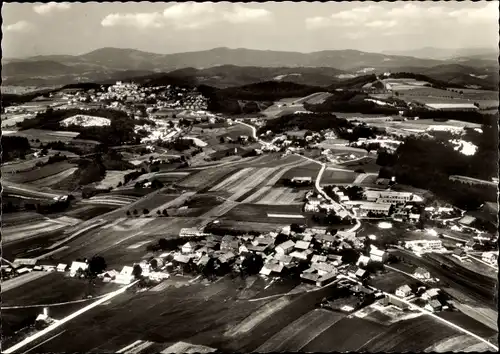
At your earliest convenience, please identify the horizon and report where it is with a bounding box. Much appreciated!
[2,2,498,58]
[6,44,499,60]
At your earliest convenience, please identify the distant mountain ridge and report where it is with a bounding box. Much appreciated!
[3,47,498,89]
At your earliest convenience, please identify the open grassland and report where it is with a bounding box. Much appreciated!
[3,161,77,184]
[3,182,63,200]
[255,187,307,205]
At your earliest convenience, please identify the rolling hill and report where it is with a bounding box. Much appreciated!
[4,47,498,90]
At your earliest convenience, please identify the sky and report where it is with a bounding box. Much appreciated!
[2,1,499,58]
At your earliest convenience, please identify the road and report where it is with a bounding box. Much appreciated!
[3,281,139,354]
[295,153,361,233]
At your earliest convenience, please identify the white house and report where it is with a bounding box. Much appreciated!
[115,266,134,285]
[56,263,68,272]
[395,284,412,298]
[369,246,387,263]
[294,240,311,250]
[357,255,371,267]
[482,251,498,265]
[69,261,88,277]
[182,242,195,254]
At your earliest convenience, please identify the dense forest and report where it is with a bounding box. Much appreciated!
[378,126,498,209]
[2,136,32,162]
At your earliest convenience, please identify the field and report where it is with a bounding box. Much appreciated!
[2,211,46,227]
[96,170,137,189]
[2,272,122,345]
[281,162,320,180]
[255,187,307,205]
[3,182,63,200]
[368,269,417,293]
[3,161,77,184]
[6,129,81,143]
[81,194,140,207]
[63,204,117,220]
[176,166,240,189]
[222,203,305,224]
[3,216,81,244]
[321,169,359,184]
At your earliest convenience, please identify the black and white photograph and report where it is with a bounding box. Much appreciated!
[1,1,499,353]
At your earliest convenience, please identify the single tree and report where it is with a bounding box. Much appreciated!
[157,210,161,216]
[126,210,131,216]
[133,209,138,216]
[132,264,143,279]
[143,208,150,215]
[162,209,168,217]
[150,259,158,270]
[88,256,107,276]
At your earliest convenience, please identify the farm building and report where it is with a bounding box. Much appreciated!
[395,284,412,298]
[311,262,337,276]
[311,255,327,263]
[275,240,296,255]
[99,270,119,282]
[424,103,478,111]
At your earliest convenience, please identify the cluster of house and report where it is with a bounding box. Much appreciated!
[304,191,350,219]
[173,225,373,287]
[394,282,447,313]
[481,251,499,265]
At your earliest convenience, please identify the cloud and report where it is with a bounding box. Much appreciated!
[366,20,398,29]
[305,17,332,30]
[101,3,272,30]
[101,12,165,29]
[33,2,71,15]
[307,2,496,31]
[223,5,272,24]
[4,20,33,33]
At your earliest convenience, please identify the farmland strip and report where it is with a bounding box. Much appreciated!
[258,309,344,352]
[149,192,197,215]
[209,168,254,192]
[30,168,79,187]
[196,168,241,193]
[227,167,276,194]
[242,159,309,204]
